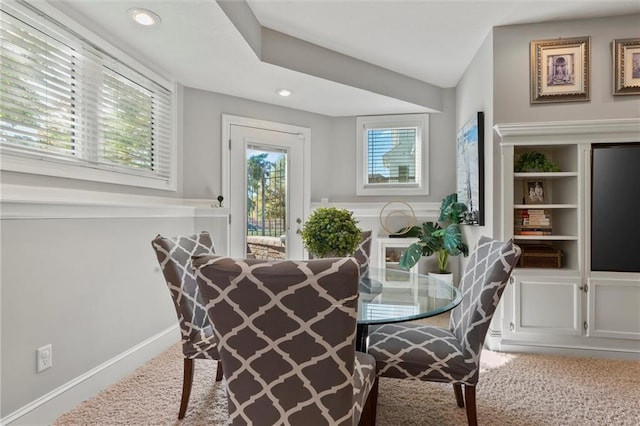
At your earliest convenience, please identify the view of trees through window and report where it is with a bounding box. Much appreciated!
[246,149,287,238]
[0,2,173,187]
[0,9,77,157]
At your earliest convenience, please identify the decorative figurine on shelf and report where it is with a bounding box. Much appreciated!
[379,201,417,236]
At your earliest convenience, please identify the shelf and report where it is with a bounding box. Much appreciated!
[513,235,578,241]
[514,172,578,179]
[514,204,577,209]
[504,141,582,272]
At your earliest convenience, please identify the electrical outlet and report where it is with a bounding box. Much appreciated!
[37,344,52,373]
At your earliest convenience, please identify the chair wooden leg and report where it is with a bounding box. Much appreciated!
[372,377,378,424]
[215,361,224,381]
[359,377,378,426]
[464,385,477,426]
[453,383,464,408]
[179,358,194,419]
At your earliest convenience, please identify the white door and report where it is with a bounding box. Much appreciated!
[226,117,309,260]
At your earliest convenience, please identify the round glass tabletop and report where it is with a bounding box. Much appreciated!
[358,267,462,325]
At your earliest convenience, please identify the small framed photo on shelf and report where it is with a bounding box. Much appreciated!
[613,38,640,95]
[524,180,545,204]
[530,36,591,103]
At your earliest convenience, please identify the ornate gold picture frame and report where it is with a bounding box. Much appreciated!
[613,38,640,95]
[530,36,590,103]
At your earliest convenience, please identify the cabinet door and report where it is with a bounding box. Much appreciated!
[587,277,640,340]
[509,274,582,336]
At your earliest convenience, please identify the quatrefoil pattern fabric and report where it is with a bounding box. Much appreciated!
[354,230,372,279]
[152,232,219,360]
[367,237,521,386]
[193,255,377,426]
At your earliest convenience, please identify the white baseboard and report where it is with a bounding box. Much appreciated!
[487,335,640,360]
[2,325,179,426]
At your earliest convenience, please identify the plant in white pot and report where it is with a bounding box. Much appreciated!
[300,207,361,258]
[398,193,469,281]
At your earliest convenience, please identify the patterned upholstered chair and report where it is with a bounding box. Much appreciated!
[354,230,373,278]
[193,255,378,426]
[367,236,521,426]
[151,232,223,419]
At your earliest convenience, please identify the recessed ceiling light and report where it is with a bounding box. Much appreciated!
[128,8,161,26]
[276,88,292,97]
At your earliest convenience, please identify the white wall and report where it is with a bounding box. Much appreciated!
[182,87,457,204]
[0,199,192,419]
[455,30,495,267]
[493,14,640,124]
[182,87,334,201]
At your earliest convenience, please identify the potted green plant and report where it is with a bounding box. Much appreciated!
[301,207,361,258]
[398,193,469,274]
[514,151,560,172]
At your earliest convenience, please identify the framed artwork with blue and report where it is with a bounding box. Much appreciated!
[456,111,484,225]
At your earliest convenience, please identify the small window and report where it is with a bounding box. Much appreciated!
[0,2,175,190]
[356,114,429,196]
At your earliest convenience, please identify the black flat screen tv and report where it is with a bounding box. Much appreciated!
[591,142,640,273]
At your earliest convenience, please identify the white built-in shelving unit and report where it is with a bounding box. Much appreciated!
[492,119,640,358]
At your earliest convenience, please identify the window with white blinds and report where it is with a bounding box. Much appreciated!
[0,1,174,190]
[367,127,417,184]
[356,114,429,196]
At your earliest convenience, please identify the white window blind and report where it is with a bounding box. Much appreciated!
[356,114,429,196]
[367,127,417,184]
[0,1,174,189]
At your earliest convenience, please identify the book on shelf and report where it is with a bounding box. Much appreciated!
[515,229,553,236]
[514,226,553,231]
[514,208,552,228]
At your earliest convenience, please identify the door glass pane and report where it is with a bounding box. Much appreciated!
[246,144,287,260]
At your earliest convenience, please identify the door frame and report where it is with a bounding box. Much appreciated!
[221,114,311,257]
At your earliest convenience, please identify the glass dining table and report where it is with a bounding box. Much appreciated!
[356,267,462,351]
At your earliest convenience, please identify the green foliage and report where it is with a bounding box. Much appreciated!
[247,154,270,216]
[246,154,286,236]
[301,207,361,257]
[514,152,560,172]
[399,193,469,273]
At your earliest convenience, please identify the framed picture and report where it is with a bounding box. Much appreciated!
[613,38,640,95]
[530,36,590,103]
[524,180,546,204]
[456,112,484,225]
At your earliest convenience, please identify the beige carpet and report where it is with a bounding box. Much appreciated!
[55,316,640,426]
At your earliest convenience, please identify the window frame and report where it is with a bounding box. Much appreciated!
[0,0,177,191]
[356,114,429,196]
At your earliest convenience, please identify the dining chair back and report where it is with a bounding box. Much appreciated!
[192,255,378,426]
[151,232,223,419]
[367,236,521,426]
[354,230,372,278]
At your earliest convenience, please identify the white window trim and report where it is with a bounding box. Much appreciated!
[356,114,429,196]
[0,0,177,191]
